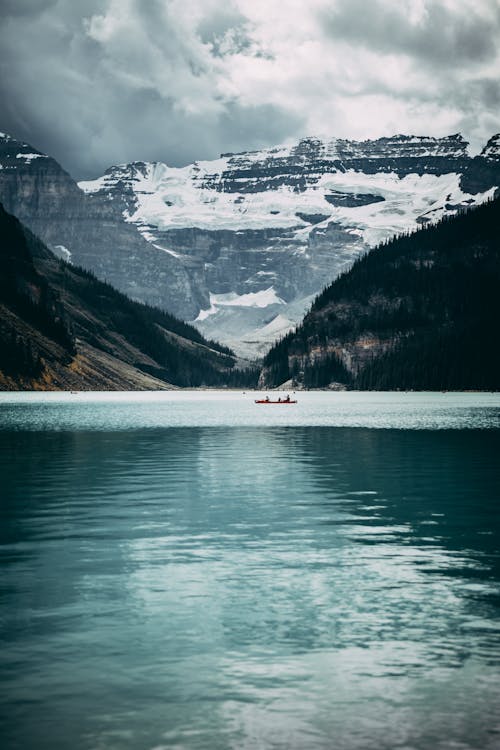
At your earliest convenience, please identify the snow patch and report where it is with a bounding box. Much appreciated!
[258,313,295,336]
[16,152,47,163]
[482,134,500,160]
[78,175,108,193]
[53,245,72,262]
[195,300,218,322]
[195,287,284,322]
[152,243,182,258]
[212,288,285,309]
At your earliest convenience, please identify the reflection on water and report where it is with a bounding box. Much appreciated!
[1,417,500,749]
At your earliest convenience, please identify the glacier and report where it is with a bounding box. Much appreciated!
[78,134,498,357]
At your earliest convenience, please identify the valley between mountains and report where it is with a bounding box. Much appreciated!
[0,130,499,391]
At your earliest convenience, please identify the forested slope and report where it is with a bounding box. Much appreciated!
[261,197,500,390]
[0,203,257,390]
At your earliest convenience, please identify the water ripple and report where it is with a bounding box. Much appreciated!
[0,412,499,749]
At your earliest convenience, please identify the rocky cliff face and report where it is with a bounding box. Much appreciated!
[0,134,203,320]
[1,131,499,357]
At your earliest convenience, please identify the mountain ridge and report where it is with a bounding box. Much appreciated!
[1,130,499,357]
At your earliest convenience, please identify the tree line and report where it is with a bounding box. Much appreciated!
[263,197,500,390]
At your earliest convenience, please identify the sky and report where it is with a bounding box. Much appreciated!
[0,0,499,179]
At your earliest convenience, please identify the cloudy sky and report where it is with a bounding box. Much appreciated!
[1,0,499,178]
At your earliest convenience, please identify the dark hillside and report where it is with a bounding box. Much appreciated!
[0,204,257,390]
[261,197,500,390]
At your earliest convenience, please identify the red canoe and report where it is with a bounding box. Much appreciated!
[254,399,297,404]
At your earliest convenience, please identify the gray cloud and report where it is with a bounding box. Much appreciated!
[0,0,302,177]
[472,78,500,108]
[0,0,498,178]
[322,0,500,66]
[0,0,58,18]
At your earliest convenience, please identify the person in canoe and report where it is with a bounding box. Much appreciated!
[254,395,297,403]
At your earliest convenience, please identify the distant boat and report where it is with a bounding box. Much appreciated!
[255,398,297,404]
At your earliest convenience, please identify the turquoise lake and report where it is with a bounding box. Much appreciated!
[1,392,499,749]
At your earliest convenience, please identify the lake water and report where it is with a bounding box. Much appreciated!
[1,392,500,750]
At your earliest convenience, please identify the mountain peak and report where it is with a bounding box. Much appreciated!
[0,132,52,169]
[2,129,500,358]
[481,134,500,160]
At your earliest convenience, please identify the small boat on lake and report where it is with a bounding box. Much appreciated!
[255,397,297,404]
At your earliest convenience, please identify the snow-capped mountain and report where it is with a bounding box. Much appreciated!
[1,132,499,357]
[481,133,500,160]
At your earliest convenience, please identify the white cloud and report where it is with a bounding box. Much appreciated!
[0,0,498,177]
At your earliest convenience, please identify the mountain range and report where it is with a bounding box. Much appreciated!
[1,131,499,358]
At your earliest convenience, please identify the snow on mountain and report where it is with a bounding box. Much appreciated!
[1,130,498,359]
[481,134,500,161]
[82,157,478,237]
[77,134,497,356]
[196,287,285,321]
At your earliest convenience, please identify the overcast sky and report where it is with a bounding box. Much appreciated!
[1,0,499,178]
